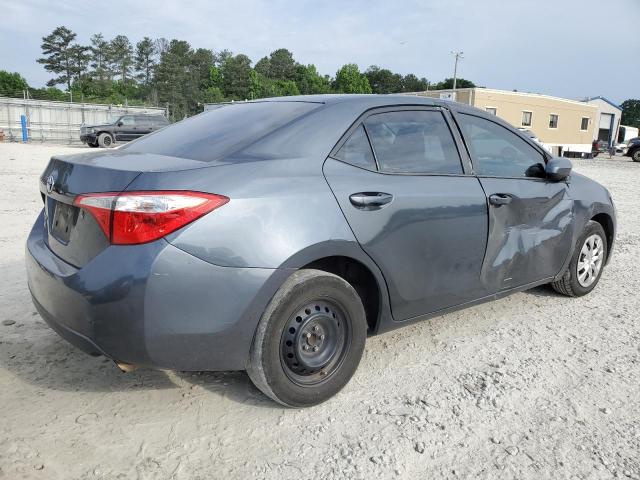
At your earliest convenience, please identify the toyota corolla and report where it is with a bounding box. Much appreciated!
[26,95,616,407]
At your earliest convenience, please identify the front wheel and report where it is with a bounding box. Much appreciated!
[632,149,640,162]
[247,269,367,407]
[97,132,114,148]
[551,221,607,297]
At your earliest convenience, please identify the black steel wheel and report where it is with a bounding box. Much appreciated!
[247,269,367,407]
[98,132,113,148]
[280,300,349,386]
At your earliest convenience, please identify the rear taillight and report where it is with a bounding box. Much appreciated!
[74,191,229,245]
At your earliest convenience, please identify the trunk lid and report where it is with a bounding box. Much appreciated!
[40,151,210,267]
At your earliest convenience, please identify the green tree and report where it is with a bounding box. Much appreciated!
[335,64,372,94]
[401,73,429,92]
[37,26,78,90]
[0,71,29,96]
[433,77,475,89]
[220,54,252,99]
[192,48,215,89]
[154,40,214,118]
[254,56,271,77]
[155,40,190,118]
[266,48,297,80]
[202,86,225,104]
[135,37,157,85]
[109,35,134,83]
[70,44,91,85]
[90,33,111,86]
[365,65,403,93]
[294,64,331,95]
[621,99,640,129]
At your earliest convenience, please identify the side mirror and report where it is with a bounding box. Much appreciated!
[117,121,123,127]
[546,157,572,181]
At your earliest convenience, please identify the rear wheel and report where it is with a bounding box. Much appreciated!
[97,133,114,148]
[247,269,367,407]
[551,221,607,297]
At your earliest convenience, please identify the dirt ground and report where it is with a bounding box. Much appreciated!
[0,142,638,480]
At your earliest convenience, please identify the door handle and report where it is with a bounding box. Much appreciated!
[349,192,393,210]
[489,193,512,206]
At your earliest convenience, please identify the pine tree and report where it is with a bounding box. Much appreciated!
[37,26,77,90]
[109,35,134,83]
[135,37,156,86]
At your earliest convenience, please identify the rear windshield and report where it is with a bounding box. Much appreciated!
[122,101,320,162]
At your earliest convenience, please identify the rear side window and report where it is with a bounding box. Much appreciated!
[119,115,135,126]
[122,102,320,162]
[364,110,462,174]
[457,113,546,177]
[333,125,376,170]
[135,116,151,127]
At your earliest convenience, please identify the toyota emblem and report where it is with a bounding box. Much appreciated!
[46,174,55,194]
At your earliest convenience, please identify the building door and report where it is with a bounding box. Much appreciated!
[598,113,614,145]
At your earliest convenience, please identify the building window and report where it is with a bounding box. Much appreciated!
[522,111,532,127]
[485,107,497,115]
[581,117,589,131]
[549,114,559,129]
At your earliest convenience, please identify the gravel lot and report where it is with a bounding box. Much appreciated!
[1,143,638,480]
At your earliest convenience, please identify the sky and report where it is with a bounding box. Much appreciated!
[2,0,638,104]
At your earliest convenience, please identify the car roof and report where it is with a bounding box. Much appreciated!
[242,94,441,108]
[244,93,500,119]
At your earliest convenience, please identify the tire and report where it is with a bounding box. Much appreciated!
[632,149,640,162]
[88,141,99,148]
[551,220,607,297]
[247,269,367,407]
[97,133,114,148]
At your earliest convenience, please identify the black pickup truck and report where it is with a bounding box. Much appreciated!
[80,114,169,148]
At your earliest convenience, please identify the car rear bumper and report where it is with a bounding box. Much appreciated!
[26,210,290,371]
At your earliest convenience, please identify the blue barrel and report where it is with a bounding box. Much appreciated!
[20,115,28,143]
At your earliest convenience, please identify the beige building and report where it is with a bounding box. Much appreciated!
[409,88,598,157]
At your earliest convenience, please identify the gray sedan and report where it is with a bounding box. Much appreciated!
[26,95,616,407]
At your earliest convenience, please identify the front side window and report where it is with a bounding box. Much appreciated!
[581,117,589,131]
[457,113,546,178]
[522,111,532,127]
[549,114,559,129]
[364,110,462,174]
[334,125,376,170]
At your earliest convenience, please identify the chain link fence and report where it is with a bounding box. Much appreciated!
[0,96,167,144]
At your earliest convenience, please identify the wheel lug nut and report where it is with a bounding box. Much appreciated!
[305,332,311,338]
[312,326,319,332]
[320,334,325,340]
[303,345,309,351]
[312,346,319,352]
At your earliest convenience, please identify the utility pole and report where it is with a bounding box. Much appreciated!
[451,50,464,95]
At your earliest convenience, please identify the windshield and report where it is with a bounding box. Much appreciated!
[122,101,321,162]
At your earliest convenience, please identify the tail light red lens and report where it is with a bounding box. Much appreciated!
[74,191,229,245]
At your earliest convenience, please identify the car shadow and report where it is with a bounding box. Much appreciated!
[0,313,276,407]
[522,284,563,298]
